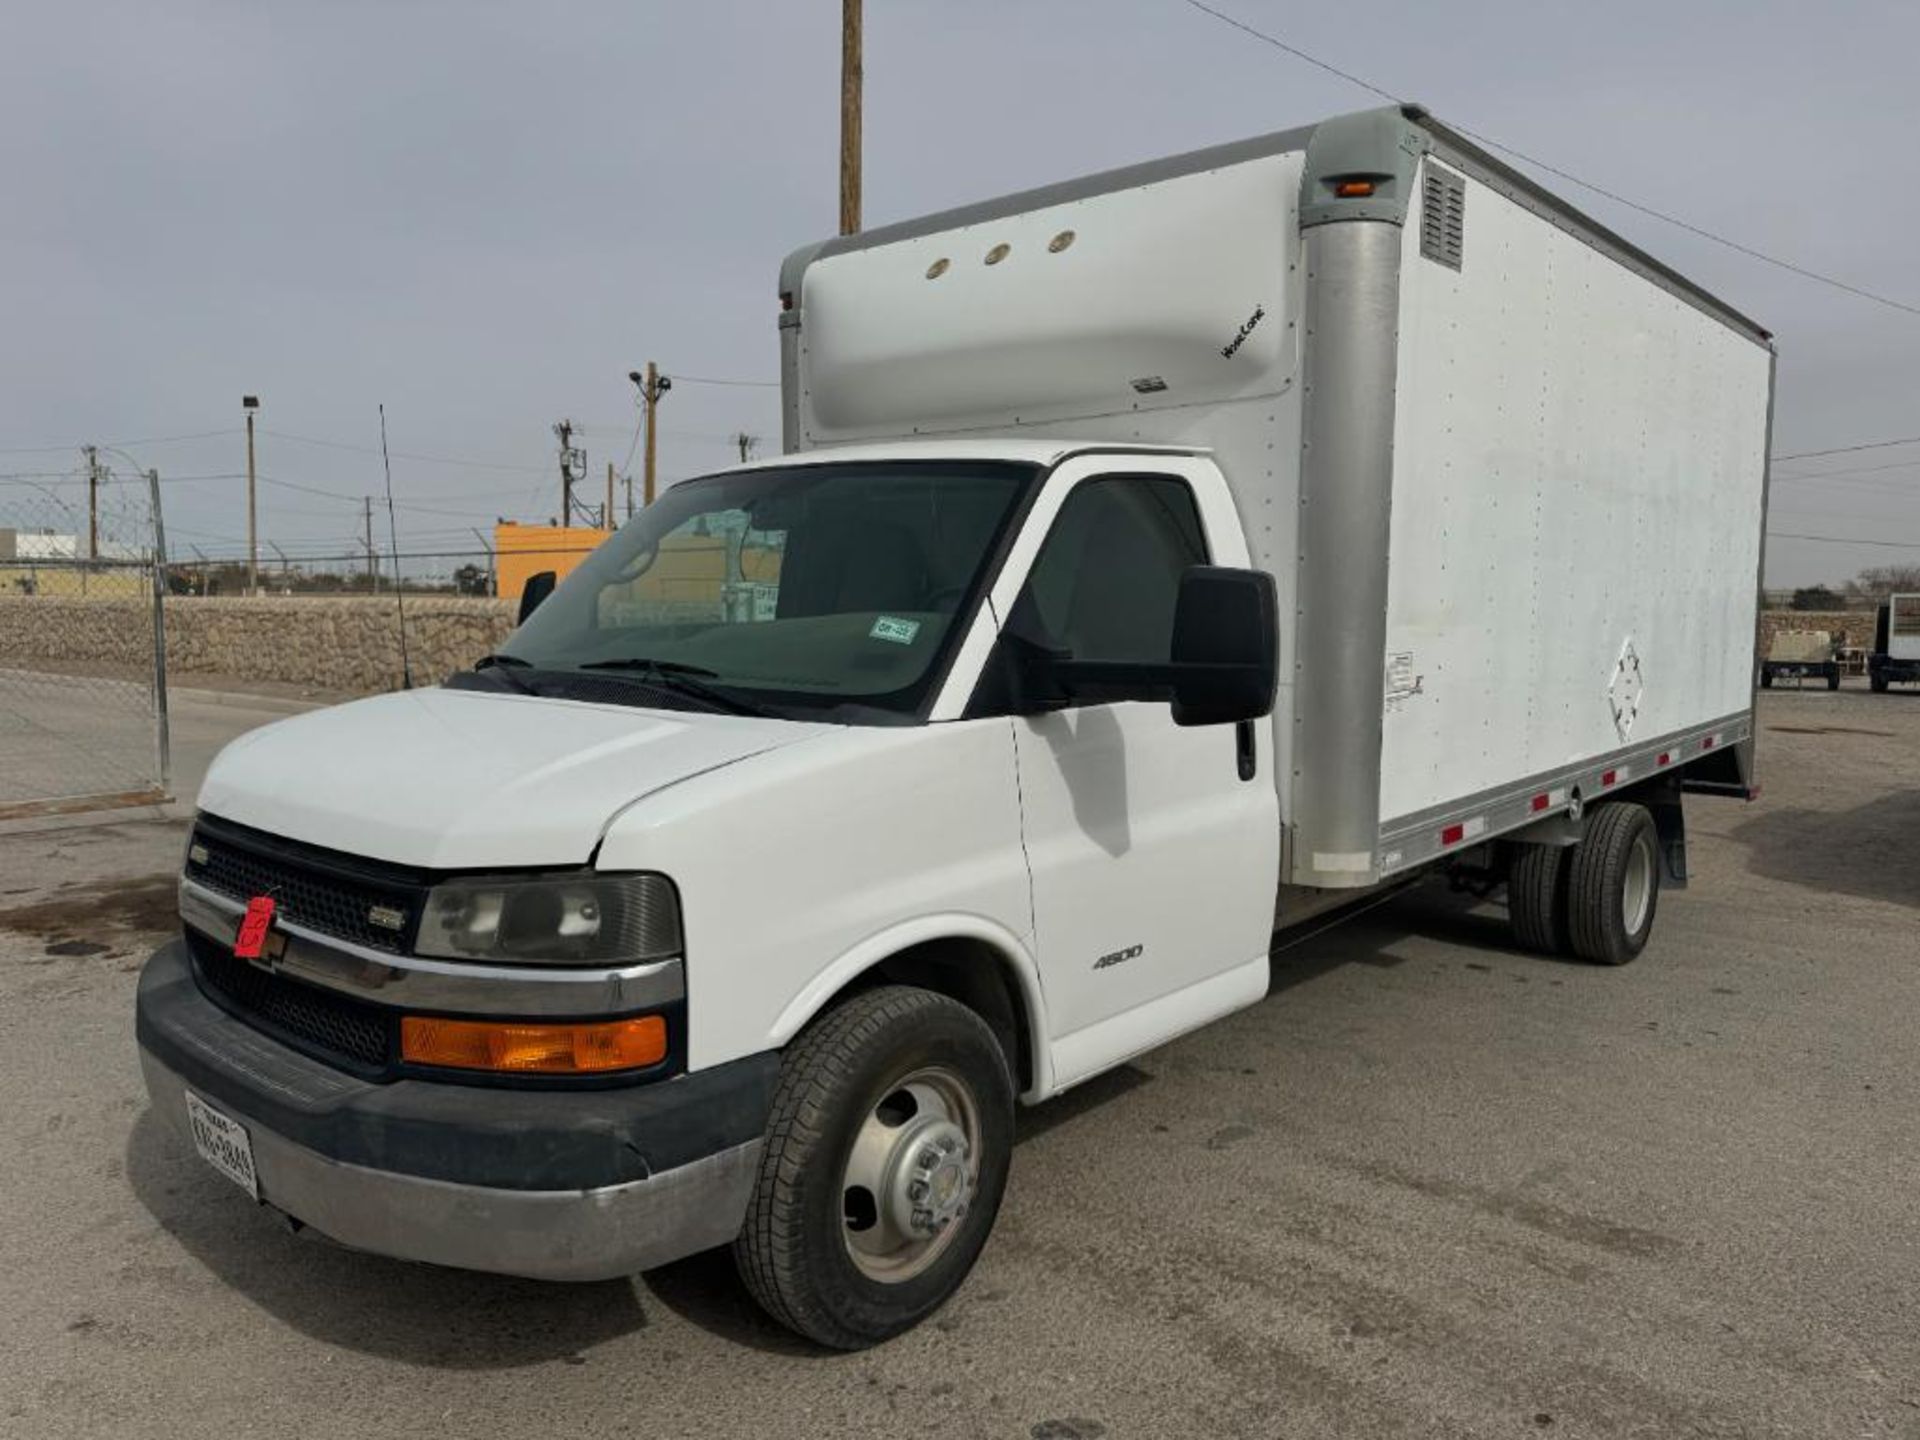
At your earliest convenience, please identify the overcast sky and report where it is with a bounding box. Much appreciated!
[4,0,1917,587]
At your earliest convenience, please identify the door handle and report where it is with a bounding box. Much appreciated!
[1235,719,1256,781]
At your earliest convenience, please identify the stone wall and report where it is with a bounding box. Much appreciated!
[0,594,515,694]
[0,595,1889,698]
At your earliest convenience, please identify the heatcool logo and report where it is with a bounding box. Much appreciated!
[1221,305,1266,358]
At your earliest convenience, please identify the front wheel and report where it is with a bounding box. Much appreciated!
[1827,666,1841,691]
[1566,802,1660,965]
[734,985,1014,1349]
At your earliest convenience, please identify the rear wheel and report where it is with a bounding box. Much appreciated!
[1508,843,1571,955]
[1760,670,1774,689]
[1566,802,1660,965]
[1827,666,1841,691]
[1871,673,1889,693]
[734,985,1013,1349]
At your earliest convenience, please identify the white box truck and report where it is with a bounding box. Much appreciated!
[136,105,1773,1347]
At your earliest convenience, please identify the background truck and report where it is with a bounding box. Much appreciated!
[137,104,1772,1349]
[1868,594,1920,691]
[1762,630,1842,689]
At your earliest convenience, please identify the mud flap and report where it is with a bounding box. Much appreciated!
[1647,779,1689,890]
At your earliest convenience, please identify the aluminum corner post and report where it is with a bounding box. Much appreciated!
[1288,214,1408,888]
[777,241,827,454]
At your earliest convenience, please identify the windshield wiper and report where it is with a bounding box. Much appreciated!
[471,653,538,695]
[576,658,776,718]
[580,657,722,678]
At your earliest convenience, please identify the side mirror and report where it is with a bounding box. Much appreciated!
[518,570,557,625]
[1169,566,1278,726]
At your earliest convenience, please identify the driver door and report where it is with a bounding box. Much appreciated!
[963,458,1279,1088]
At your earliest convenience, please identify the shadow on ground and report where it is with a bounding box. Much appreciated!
[1728,790,1920,909]
[124,1108,651,1368]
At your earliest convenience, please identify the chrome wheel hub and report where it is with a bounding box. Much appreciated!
[1623,834,1654,934]
[842,1067,980,1283]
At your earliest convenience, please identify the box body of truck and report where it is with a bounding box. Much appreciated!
[779,105,1773,900]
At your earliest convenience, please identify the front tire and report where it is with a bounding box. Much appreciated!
[1566,802,1660,965]
[1760,670,1774,689]
[734,985,1014,1349]
[1826,666,1841,691]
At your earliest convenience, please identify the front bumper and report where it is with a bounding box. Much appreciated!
[136,939,777,1282]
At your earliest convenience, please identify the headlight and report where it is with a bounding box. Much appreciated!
[415,873,682,966]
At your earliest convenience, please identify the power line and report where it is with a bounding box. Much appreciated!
[1179,0,1920,318]
[1773,436,1920,463]
[669,374,780,389]
[1768,529,1920,551]
[0,428,243,456]
[261,429,552,474]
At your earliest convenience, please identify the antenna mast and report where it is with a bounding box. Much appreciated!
[378,405,414,689]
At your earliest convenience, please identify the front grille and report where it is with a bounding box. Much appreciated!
[188,817,424,954]
[190,932,395,1072]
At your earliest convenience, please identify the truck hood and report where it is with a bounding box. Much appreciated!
[197,687,828,869]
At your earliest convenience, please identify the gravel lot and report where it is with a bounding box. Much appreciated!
[1,684,1915,1439]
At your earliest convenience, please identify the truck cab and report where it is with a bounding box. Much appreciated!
[138,440,1285,1347]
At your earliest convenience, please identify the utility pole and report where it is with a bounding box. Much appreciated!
[630,364,672,508]
[606,462,616,531]
[553,419,585,527]
[83,445,101,558]
[841,0,862,235]
[363,496,377,591]
[242,395,260,594]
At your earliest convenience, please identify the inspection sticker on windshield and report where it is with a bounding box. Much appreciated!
[870,616,921,645]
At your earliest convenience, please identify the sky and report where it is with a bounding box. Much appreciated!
[3,0,1918,588]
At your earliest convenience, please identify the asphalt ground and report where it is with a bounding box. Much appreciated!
[1,683,1915,1439]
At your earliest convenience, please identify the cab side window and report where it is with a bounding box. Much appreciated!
[1011,477,1208,663]
[967,476,1208,717]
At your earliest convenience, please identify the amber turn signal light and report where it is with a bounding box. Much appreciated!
[401,1015,668,1074]
[1334,179,1377,198]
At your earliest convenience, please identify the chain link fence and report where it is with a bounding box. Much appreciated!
[0,470,169,819]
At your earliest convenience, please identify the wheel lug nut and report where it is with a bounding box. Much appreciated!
[939,1136,958,1154]
[911,1207,934,1232]
[916,1146,940,1170]
[908,1179,929,1202]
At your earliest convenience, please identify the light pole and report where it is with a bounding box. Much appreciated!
[242,395,260,594]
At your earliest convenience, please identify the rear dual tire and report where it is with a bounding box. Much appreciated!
[1509,801,1659,966]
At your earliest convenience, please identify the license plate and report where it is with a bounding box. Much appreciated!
[184,1090,259,1199]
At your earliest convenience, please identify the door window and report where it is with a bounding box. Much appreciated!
[972,476,1208,715]
[1012,477,1207,662]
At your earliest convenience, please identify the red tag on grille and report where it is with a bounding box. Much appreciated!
[235,895,276,959]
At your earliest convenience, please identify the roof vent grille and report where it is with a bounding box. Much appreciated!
[1421,166,1466,271]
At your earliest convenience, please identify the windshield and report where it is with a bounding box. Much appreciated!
[494,460,1036,721]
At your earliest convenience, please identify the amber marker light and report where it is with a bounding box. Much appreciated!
[402,1015,668,1075]
[1334,179,1377,198]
